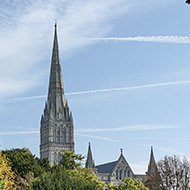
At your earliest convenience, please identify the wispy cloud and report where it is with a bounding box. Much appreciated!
[0,0,132,99]
[141,144,185,156]
[0,124,176,136]
[76,124,178,133]
[0,130,116,142]
[0,130,39,135]
[91,36,190,44]
[0,0,182,99]
[1,80,190,103]
[75,133,117,142]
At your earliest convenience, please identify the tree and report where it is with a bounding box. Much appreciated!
[156,155,190,190]
[2,148,45,188]
[58,148,84,170]
[186,0,190,5]
[27,166,105,190]
[25,149,105,190]
[35,157,50,172]
[107,178,149,190]
[0,151,17,190]
[144,171,161,190]
[2,148,43,178]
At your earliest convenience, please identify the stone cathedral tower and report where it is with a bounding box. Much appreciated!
[40,24,74,165]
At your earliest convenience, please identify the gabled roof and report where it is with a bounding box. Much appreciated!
[96,161,117,173]
[96,149,135,175]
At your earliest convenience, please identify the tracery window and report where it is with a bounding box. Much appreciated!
[128,170,130,177]
[119,170,122,180]
[53,129,56,142]
[116,170,118,179]
[124,169,127,177]
[57,128,60,143]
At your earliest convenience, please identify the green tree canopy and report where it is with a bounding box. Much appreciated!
[28,167,105,190]
[0,151,17,190]
[2,148,43,178]
[107,178,149,190]
[58,148,84,170]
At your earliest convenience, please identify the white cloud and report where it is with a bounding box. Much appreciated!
[0,0,132,99]
[0,0,179,99]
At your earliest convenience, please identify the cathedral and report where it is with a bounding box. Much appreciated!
[40,23,74,165]
[40,24,157,184]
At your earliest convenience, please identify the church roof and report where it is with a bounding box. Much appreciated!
[96,161,117,173]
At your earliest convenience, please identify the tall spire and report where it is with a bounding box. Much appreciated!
[47,23,66,120]
[85,142,95,168]
[146,146,157,176]
[40,24,74,165]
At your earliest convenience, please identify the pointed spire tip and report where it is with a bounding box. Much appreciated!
[54,20,57,28]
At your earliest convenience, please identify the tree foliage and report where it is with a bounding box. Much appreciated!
[27,167,105,190]
[2,148,48,189]
[186,0,190,5]
[59,148,84,170]
[157,155,190,190]
[145,155,190,190]
[107,178,149,190]
[2,148,43,178]
[0,151,17,190]
[144,171,161,190]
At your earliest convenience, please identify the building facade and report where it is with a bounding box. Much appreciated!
[85,143,156,185]
[40,24,157,185]
[40,24,74,165]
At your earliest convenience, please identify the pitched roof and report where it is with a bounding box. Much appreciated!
[96,161,117,173]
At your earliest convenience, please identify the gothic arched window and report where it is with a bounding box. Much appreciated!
[119,170,122,180]
[116,170,118,179]
[53,129,56,142]
[128,170,130,177]
[124,170,127,178]
[57,128,60,143]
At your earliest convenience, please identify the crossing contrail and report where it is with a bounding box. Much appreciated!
[1,80,190,103]
[66,80,190,95]
[91,36,190,44]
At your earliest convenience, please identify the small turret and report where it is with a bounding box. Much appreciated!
[146,146,157,176]
[85,142,95,169]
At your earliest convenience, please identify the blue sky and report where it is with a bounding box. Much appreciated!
[0,0,190,174]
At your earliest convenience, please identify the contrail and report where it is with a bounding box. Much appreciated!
[91,36,190,44]
[1,80,190,103]
[75,124,179,133]
[66,80,190,96]
[0,124,178,136]
[75,133,117,142]
[0,130,39,135]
